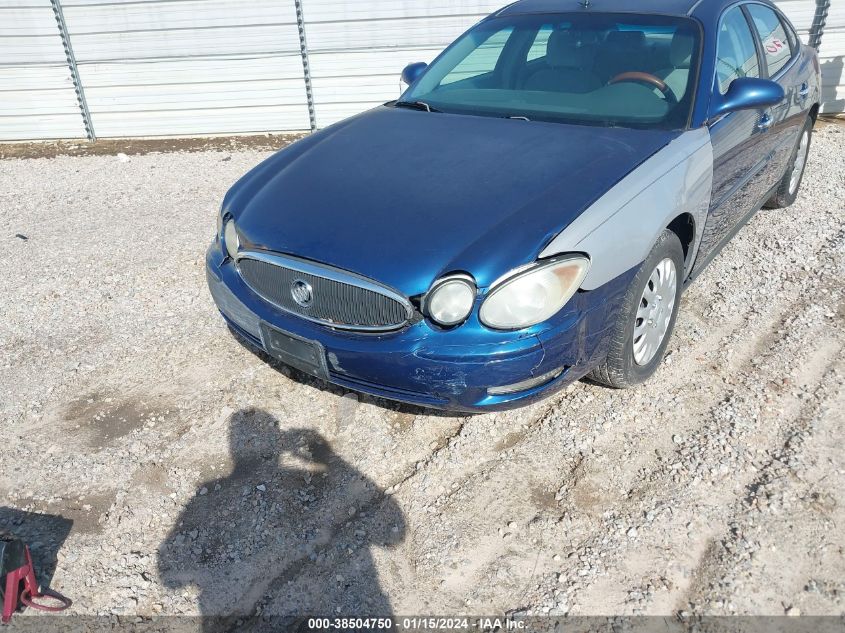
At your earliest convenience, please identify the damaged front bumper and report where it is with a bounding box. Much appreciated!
[206,241,630,412]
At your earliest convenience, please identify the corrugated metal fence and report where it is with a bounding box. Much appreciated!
[1,1,87,139]
[1,0,842,141]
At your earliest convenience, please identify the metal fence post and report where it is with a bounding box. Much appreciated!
[294,0,318,132]
[808,0,831,51]
[50,0,95,141]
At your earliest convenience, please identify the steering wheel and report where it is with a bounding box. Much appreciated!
[608,72,677,104]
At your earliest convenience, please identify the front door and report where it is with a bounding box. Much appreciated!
[745,3,806,189]
[695,5,774,267]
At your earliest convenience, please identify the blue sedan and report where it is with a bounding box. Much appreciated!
[207,0,820,412]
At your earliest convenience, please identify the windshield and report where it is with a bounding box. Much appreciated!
[402,13,701,130]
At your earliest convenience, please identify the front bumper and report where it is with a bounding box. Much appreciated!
[206,241,631,412]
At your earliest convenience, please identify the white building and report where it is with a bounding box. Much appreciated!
[1,0,842,141]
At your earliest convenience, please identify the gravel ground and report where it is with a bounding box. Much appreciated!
[1,122,843,626]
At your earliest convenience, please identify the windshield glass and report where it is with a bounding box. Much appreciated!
[402,13,701,129]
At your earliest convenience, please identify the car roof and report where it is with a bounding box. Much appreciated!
[497,0,700,18]
[496,0,780,20]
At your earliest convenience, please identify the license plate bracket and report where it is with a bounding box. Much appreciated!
[259,323,328,380]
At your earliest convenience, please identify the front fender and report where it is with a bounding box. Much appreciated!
[540,127,714,289]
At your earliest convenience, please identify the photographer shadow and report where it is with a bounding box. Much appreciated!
[158,408,405,632]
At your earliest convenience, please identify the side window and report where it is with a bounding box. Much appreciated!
[716,6,761,94]
[527,25,554,61]
[440,27,514,85]
[746,5,793,77]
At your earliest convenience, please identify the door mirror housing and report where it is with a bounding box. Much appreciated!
[711,77,785,118]
[401,62,428,86]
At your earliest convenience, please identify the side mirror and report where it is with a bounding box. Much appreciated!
[401,62,428,86]
[711,77,785,118]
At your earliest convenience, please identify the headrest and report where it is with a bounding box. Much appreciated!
[546,30,580,68]
[670,32,694,68]
[606,30,646,48]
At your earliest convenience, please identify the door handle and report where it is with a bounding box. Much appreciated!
[798,83,810,99]
[757,113,773,131]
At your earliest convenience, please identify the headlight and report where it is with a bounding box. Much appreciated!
[223,218,240,260]
[479,256,590,330]
[425,275,476,326]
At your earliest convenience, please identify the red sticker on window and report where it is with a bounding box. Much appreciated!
[766,39,784,55]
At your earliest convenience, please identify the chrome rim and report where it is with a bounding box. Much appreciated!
[633,258,677,366]
[789,130,809,195]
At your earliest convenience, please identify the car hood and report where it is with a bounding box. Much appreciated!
[226,106,678,296]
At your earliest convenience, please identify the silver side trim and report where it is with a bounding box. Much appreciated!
[235,250,414,332]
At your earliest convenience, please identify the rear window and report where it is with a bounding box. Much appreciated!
[746,4,794,76]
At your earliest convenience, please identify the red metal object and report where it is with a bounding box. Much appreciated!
[2,545,71,623]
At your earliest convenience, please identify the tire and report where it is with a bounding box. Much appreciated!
[765,116,813,209]
[589,229,684,389]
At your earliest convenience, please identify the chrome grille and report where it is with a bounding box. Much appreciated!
[236,252,412,332]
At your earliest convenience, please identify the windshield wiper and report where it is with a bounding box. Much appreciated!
[394,100,440,113]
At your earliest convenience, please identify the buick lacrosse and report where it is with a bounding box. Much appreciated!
[207,0,820,412]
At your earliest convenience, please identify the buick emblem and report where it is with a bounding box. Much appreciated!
[290,279,313,308]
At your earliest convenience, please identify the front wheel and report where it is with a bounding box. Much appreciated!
[766,116,813,209]
[589,229,684,389]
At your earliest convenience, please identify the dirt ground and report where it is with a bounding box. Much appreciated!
[0,122,843,628]
[0,133,307,161]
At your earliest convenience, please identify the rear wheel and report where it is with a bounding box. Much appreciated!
[766,116,813,209]
[589,229,684,389]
